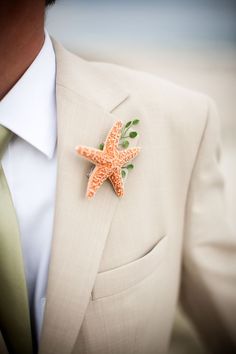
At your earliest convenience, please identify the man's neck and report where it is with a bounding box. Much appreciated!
[0,1,45,100]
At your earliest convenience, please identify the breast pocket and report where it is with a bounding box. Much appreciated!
[92,235,167,300]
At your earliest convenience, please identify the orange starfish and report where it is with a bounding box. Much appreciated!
[75,120,141,199]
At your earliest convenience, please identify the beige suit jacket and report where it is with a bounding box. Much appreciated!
[1,40,236,354]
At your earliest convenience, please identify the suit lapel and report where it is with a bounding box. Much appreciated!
[39,41,129,354]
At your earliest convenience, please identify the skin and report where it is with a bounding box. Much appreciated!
[0,0,46,100]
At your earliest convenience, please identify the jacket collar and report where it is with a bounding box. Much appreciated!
[53,39,129,113]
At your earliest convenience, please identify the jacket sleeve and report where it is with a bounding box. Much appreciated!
[180,97,236,353]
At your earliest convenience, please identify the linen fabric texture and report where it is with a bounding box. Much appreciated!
[1,39,236,354]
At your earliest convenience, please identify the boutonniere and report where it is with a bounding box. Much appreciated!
[75,119,141,199]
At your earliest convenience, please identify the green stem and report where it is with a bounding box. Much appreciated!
[120,125,131,139]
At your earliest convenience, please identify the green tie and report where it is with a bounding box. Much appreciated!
[0,125,33,354]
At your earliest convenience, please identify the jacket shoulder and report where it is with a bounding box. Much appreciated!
[53,39,210,122]
[90,60,211,118]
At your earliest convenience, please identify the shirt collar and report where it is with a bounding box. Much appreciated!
[0,31,57,159]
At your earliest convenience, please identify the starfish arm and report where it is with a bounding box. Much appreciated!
[76,146,106,165]
[118,146,141,165]
[104,120,123,156]
[109,168,124,197]
[86,166,111,199]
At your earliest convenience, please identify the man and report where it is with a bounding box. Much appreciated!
[0,0,235,353]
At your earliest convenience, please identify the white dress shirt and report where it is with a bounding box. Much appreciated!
[0,32,57,343]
